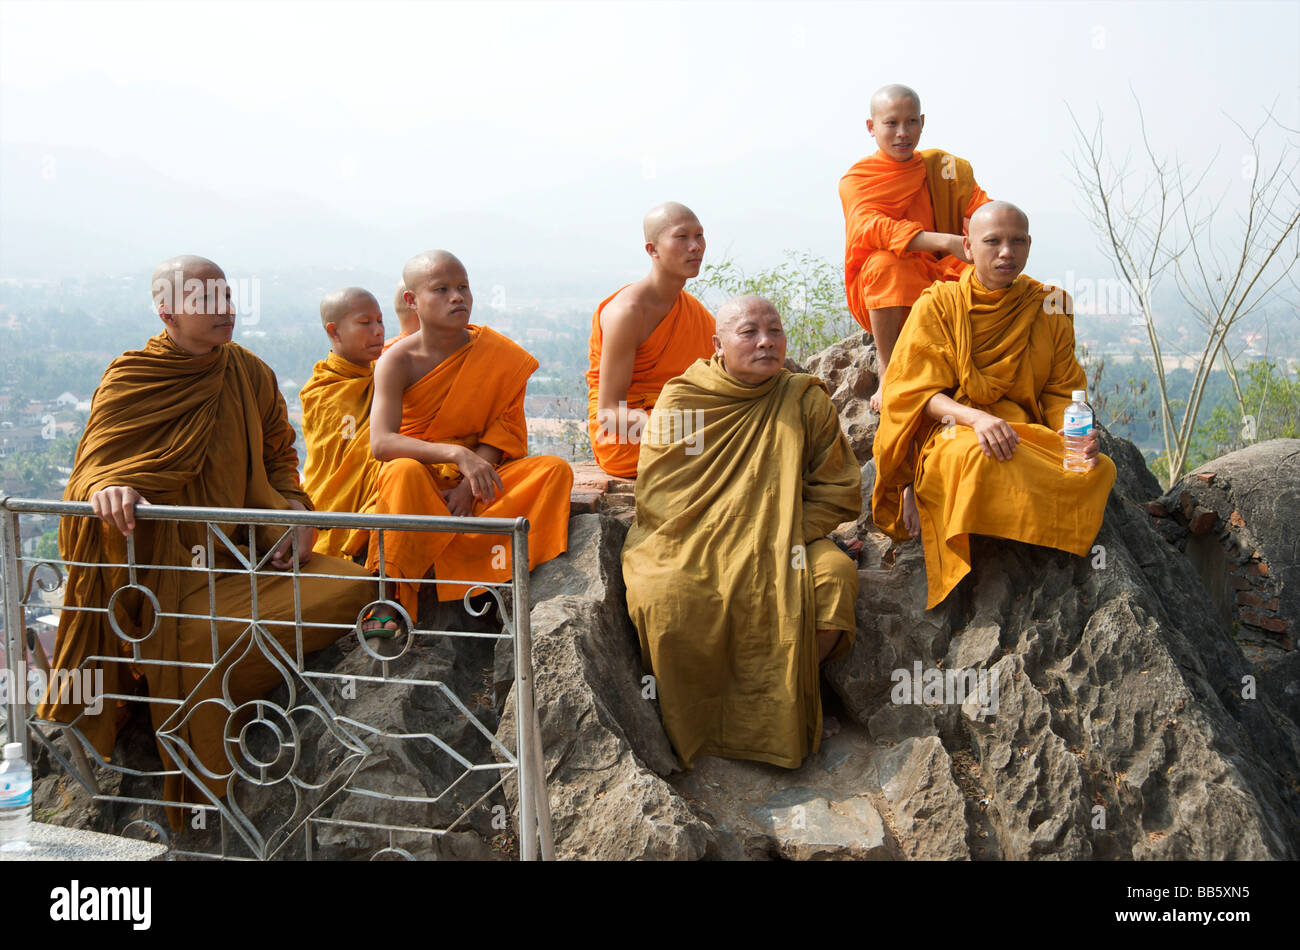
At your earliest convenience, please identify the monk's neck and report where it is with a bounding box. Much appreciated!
[644,267,687,310]
[417,324,472,356]
[163,328,221,356]
[331,350,372,370]
[972,271,1017,294]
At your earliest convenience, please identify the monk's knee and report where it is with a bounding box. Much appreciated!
[377,457,430,490]
[807,538,858,633]
[862,249,903,282]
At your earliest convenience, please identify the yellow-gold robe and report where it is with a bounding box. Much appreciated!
[872,271,1116,608]
[623,357,861,769]
[300,351,381,557]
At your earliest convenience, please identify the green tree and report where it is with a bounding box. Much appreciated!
[688,251,857,362]
[1184,360,1300,469]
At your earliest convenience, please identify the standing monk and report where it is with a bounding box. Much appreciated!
[36,255,377,820]
[624,296,860,769]
[586,201,715,478]
[369,250,572,616]
[839,84,991,411]
[872,202,1116,609]
[300,286,386,558]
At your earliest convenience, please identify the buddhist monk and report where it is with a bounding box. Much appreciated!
[586,201,716,478]
[839,84,991,411]
[369,250,572,615]
[383,280,418,352]
[623,295,861,770]
[872,202,1117,609]
[300,286,385,559]
[36,254,379,824]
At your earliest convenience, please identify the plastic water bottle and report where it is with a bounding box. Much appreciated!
[1063,389,1094,473]
[0,741,33,852]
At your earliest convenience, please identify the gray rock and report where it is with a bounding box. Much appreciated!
[805,332,879,465]
[497,595,712,860]
[869,737,970,860]
[755,787,893,861]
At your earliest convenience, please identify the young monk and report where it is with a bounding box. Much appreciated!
[586,201,715,478]
[368,250,572,616]
[839,83,991,412]
[872,202,1116,609]
[300,286,386,559]
[382,280,419,352]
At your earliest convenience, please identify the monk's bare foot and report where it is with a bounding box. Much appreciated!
[902,485,921,539]
[869,386,882,414]
[360,610,402,639]
[822,715,841,740]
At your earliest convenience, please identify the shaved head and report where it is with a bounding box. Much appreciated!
[402,249,464,289]
[643,201,699,244]
[320,287,380,328]
[151,254,223,309]
[394,281,410,315]
[715,294,780,334]
[870,83,921,117]
[969,200,1030,235]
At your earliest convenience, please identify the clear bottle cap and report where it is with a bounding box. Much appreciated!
[2,743,21,760]
[1072,390,1087,402]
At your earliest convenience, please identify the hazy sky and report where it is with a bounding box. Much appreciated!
[1,0,1297,295]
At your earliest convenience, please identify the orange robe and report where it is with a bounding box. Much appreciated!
[585,288,715,478]
[367,326,572,614]
[839,148,990,331]
[382,330,412,353]
[36,333,375,822]
[300,351,381,557]
[872,271,1116,608]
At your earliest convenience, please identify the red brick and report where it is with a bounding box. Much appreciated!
[1229,509,1246,527]
[1266,598,1279,611]
[1231,574,1253,591]
[568,491,600,515]
[1146,501,1169,517]
[1260,617,1289,634]
[1188,508,1219,534]
[1195,472,1216,484]
[1239,610,1264,626]
[1249,560,1271,577]
[1236,591,1263,607]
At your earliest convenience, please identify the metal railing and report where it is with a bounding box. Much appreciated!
[0,497,553,860]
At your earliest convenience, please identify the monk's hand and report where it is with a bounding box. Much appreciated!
[90,485,149,537]
[972,411,1020,461]
[441,479,476,517]
[456,448,504,506]
[270,502,314,570]
[1057,428,1100,469]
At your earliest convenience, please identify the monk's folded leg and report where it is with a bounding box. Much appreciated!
[369,456,456,615]
[807,538,858,663]
[433,455,573,600]
[169,554,376,797]
[915,425,1116,607]
[859,249,948,314]
[588,415,641,479]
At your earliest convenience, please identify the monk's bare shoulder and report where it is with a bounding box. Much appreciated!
[601,281,663,346]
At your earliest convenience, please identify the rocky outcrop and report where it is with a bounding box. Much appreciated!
[803,332,879,466]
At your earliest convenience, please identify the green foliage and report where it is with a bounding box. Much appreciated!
[35,531,59,560]
[687,251,857,362]
[1184,360,1300,470]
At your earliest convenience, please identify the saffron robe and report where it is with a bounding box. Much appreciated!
[300,351,381,557]
[35,333,375,821]
[585,288,715,478]
[872,271,1117,608]
[839,148,990,330]
[623,357,861,769]
[367,326,572,614]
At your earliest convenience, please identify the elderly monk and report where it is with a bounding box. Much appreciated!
[586,201,715,477]
[840,84,991,411]
[300,286,386,558]
[36,255,378,822]
[873,202,1117,609]
[383,280,418,352]
[369,250,572,615]
[623,295,861,770]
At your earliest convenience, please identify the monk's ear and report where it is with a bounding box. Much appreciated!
[403,290,416,308]
[865,117,874,135]
[325,321,340,342]
[711,333,723,356]
[645,241,658,260]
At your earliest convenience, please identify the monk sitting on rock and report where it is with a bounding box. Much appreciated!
[37,255,379,820]
[839,83,991,412]
[623,295,861,770]
[368,250,572,617]
[586,201,716,478]
[872,202,1117,609]
[300,286,385,559]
